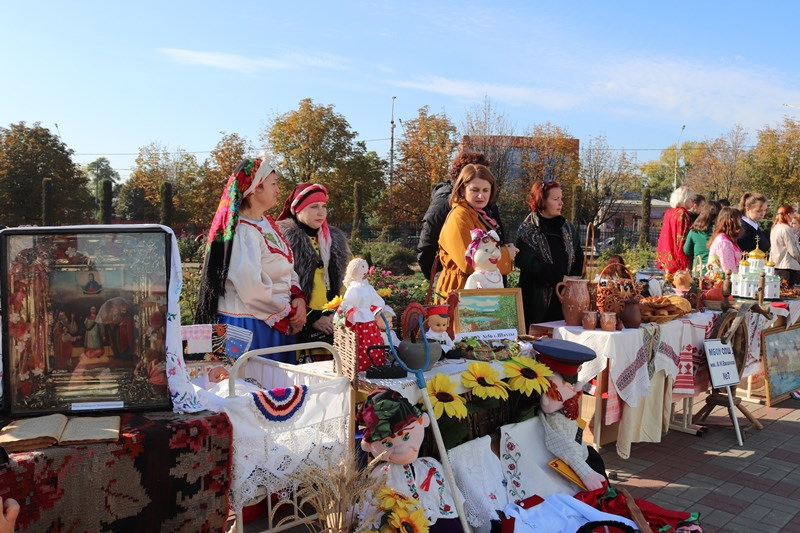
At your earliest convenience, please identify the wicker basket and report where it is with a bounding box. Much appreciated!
[333,325,359,383]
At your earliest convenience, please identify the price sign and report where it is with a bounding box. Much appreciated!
[704,339,740,388]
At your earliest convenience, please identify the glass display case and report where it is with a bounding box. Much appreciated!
[1,226,173,416]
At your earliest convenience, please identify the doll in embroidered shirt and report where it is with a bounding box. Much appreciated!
[357,388,464,531]
[464,228,504,289]
[535,338,607,492]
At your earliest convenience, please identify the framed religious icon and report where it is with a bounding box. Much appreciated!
[453,288,525,341]
[1,226,173,416]
[761,323,800,407]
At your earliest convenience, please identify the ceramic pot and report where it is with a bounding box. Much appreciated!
[397,339,442,371]
[619,298,642,329]
[599,312,617,332]
[555,277,591,327]
[582,310,598,330]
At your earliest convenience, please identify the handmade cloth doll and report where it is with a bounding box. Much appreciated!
[534,338,607,492]
[424,304,456,355]
[357,388,465,532]
[338,258,390,371]
[465,229,504,289]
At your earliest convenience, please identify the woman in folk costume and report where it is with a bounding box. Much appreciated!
[436,164,517,297]
[195,158,307,363]
[276,183,350,361]
[515,179,583,329]
[655,185,694,274]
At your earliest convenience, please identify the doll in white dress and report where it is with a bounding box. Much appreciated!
[338,258,391,371]
[424,304,456,356]
[464,229,504,289]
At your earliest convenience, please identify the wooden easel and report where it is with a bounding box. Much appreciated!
[694,302,765,433]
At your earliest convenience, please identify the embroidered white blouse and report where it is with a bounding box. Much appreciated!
[217,216,301,326]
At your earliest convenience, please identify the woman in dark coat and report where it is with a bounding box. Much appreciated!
[515,179,583,330]
[277,183,349,361]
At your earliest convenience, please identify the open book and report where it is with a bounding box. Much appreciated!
[0,414,121,452]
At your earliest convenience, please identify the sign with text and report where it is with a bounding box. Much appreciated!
[704,339,740,388]
[454,328,518,343]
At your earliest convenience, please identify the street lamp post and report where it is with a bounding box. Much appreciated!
[389,96,396,206]
[672,125,686,190]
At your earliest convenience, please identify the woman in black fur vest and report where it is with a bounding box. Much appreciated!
[277,183,350,361]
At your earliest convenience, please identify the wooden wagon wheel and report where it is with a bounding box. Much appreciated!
[694,305,764,432]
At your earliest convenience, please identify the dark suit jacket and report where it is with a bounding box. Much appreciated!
[737,220,770,253]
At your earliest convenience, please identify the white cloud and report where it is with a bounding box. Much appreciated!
[158,48,348,73]
[387,76,583,110]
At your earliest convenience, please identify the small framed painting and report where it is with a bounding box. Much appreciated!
[761,323,800,406]
[453,288,525,339]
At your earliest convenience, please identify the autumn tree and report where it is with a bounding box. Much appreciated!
[389,106,458,225]
[117,142,200,224]
[640,141,696,200]
[579,135,640,228]
[190,132,253,228]
[0,121,93,225]
[262,98,358,188]
[326,149,387,228]
[747,117,800,207]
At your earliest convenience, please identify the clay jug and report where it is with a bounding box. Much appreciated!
[555,277,590,326]
[619,298,642,329]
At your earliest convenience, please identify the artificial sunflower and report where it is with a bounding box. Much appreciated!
[376,486,416,512]
[424,373,468,420]
[461,361,509,400]
[503,356,553,396]
[385,507,430,533]
[322,295,343,312]
[377,287,392,298]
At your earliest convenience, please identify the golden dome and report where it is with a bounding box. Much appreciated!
[750,240,767,259]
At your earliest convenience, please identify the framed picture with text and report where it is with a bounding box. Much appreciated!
[453,288,525,339]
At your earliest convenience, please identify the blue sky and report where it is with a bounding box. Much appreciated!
[3,1,799,181]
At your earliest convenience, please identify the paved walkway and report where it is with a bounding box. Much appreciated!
[600,395,800,532]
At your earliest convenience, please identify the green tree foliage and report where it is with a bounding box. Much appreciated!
[85,157,120,218]
[0,121,93,225]
[684,126,750,202]
[390,106,458,225]
[747,117,800,207]
[639,141,694,200]
[117,142,200,223]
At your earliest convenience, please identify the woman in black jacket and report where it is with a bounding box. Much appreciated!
[277,183,350,361]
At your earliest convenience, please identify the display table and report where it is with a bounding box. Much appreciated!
[1,410,232,533]
[536,311,716,457]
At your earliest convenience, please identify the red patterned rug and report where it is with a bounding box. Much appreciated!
[1,410,232,532]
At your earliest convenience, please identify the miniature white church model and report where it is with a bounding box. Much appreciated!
[730,238,781,300]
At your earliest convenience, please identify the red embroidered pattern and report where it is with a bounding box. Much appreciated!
[239,218,294,263]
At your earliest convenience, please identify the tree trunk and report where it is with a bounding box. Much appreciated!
[351,181,362,239]
[639,187,652,249]
[160,182,173,227]
[570,184,582,224]
[42,177,53,226]
[101,179,113,224]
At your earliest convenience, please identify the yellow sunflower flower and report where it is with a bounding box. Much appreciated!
[462,361,509,400]
[386,507,430,533]
[376,486,416,512]
[377,287,392,298]
[503,356,553,396]
[321,295,343,312]
[424,373,468,419]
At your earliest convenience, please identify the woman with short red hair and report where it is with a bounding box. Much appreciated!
[515,179,583,329]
